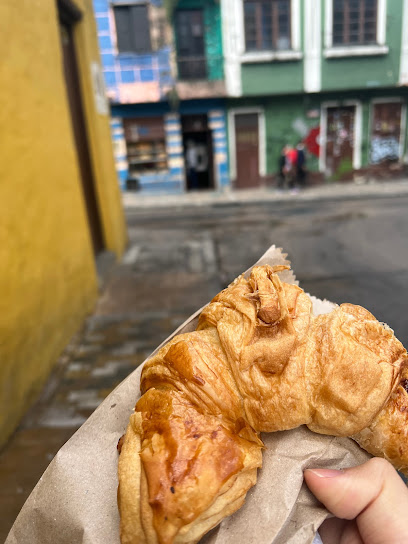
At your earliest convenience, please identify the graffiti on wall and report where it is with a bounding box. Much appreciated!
[291,117,320,158]
[292,118,309,138]
[303,126,320,157]
[370,102,402,164]
[370,136,400,164]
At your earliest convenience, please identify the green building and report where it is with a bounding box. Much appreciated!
[222,0,408,186]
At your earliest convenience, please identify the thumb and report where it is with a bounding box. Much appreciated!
[304,458,408,544]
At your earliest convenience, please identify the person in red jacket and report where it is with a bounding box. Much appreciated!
[284,145,298,190]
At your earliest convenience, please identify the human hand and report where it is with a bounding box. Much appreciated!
[304,458,408,544]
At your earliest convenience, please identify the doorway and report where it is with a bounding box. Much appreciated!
[370,100,405,164]
[182,115,214,191]
[325,106,356,178]
[58,1,105,254]
[233,112,262,188]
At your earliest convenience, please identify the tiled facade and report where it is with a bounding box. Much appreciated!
[94,0,230,194]
[110,117,128,190]
[111,99,230,194]
[94,0,174,104]
[208,110,230,189]
[164,114,185,193]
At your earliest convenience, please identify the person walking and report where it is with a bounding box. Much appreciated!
[277,145,288,189]
[286,145,298,191]
[185,140,199,190]
[296,142,307,188]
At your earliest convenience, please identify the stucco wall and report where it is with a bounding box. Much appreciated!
[241,61,304,96]
[0,0,126,446]
[240,0,304,96]
[238,1,404,97]
[320,0,404,91]
[75,0,127,254]
[230,90,408,180]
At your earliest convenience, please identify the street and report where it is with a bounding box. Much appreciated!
[1,191,408,540]
[124,194,408,340]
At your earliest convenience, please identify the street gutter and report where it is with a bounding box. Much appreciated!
[123,179,408,211]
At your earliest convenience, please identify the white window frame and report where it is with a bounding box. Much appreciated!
[238,0,302,63]
[400,0,408,84]
[319,100,363,173]
[368,97,407,163]
[324,0,388,58]
[228,108,266,180]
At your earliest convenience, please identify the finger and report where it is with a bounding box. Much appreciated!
[318,517,345,544]
[339,520,363,544]
[319,518,363,544]
[304,458,408,544]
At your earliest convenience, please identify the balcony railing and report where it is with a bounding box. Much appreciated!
[177,56,207,81]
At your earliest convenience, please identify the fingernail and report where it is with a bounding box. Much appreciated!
[306,468,344,478]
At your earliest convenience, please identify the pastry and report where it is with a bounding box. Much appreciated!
[118,265,408,544]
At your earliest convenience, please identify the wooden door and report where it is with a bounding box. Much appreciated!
[326,106,355,177]
[235,113,260,189]
[59,20,104,254]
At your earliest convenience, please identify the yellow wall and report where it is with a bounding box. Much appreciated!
[0,0,127,446]
[74,0,127,255]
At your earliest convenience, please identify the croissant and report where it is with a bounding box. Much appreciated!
[118,265,408,544]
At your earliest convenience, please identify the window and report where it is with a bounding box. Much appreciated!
[124,118,167,177]
[244,0,291,52]
[333,0,377,46]
[175,10,207,80]
[113,4,151,54]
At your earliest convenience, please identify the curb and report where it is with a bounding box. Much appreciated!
[123,180,408,210]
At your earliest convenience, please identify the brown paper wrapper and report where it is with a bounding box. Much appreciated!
[6,245,370,544]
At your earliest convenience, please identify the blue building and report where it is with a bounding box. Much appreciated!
[94,0,230,194]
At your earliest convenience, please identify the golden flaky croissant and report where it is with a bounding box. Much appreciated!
[118,265,408,544]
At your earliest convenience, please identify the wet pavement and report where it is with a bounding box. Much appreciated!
[2,182,408,541]
[0,214,224,542]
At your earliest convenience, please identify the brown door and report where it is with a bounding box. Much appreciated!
[326,106,355,178]
[370,102,402,164]
[59,19,105,254]
[235,113,260,188]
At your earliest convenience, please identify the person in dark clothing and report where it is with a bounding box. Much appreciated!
[185,139,199,190]
[277,145,287,189]
[296,142,307,188]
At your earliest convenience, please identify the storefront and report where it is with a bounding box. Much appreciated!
[111,100,230,194]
